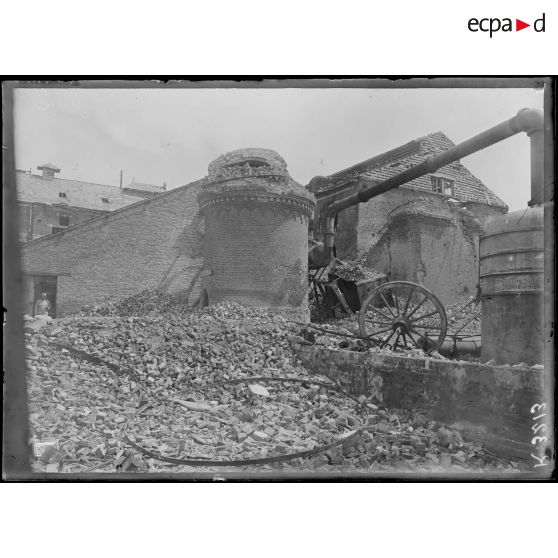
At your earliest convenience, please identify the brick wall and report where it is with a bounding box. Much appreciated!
[203,202,310,317]
[21,182,205,316]
[295,345,550,462]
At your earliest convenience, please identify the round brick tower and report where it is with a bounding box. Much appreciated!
[198,148,315,321]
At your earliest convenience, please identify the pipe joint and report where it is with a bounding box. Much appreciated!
[515,108,544,136]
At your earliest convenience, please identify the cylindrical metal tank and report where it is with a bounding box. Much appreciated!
[198,148,315,321]
[479,207,544,365]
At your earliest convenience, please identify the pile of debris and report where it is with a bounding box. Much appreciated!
[333,256,385,283]
[24,301,527,474]
[80,289,193,317]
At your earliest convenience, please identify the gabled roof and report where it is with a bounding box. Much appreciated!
[16,171,157,211]
[314,131,508,209]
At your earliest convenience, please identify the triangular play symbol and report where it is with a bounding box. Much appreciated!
[516,19,530,31]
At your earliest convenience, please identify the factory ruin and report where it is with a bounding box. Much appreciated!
[16,108,552,474]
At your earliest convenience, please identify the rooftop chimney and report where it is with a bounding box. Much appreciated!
[37,162,60,179]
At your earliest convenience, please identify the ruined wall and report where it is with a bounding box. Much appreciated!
[461,200,507,230]
[323,188,494,303]
[364,196,483,303]
[21,183,205,316]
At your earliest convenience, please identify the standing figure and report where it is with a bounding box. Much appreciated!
[34,293,51,317]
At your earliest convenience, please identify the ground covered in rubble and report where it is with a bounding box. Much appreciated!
[25,299,528,475]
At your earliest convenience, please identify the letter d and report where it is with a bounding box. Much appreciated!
[534,13,545,32]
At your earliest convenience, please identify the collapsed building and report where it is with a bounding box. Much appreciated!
[310,132,508,304]
[19,111,546,366]
[15,109,551,468]
[19,136,504,318]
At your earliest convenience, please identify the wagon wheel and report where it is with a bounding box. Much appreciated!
[358,281,447,354]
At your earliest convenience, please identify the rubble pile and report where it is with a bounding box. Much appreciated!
[80,289,193,317]
[127,381,364,462]
[333,256,385,283]
[24,301,526,474]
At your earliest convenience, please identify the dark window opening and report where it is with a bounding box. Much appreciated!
[59,214,69,227]
[58,192,67,198]
[431,176,455,197]
[101,197,109,204]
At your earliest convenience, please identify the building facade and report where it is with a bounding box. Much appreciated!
[20,180,205,318]
[17,163,166,242]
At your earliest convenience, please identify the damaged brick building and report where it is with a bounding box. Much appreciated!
[20,179,205,317]
[19,149,314,319]
[311,132,508,303]
[19,134,509,317]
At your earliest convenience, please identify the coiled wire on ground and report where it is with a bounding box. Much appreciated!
[48,342,369,467]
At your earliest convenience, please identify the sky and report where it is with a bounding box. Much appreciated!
[13,86,544,211]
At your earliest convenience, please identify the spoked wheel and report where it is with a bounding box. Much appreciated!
[358,281,447,354]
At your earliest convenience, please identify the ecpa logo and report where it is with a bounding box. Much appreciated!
[468,13,546,37]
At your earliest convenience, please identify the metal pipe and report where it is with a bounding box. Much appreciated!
[528,126,544,206]
[321,108,544,247]
[436,336,481,359]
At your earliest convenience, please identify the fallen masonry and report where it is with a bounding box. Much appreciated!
[24,300,533,475]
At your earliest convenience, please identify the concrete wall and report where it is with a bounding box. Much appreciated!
[21,183,205,316]
[295,345,551,463]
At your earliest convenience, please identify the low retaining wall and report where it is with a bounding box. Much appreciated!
[295,345,551,462]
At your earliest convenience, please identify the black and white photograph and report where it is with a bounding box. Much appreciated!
[3,79,555,481]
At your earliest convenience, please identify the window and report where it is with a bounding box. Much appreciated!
[59,214,69,227]
[431,176,455,197]
[58,192,67,198]
[101,197,109,204]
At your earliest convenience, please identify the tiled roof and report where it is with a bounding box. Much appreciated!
[16,171,148,211]
[315,131,508,209]
[22,178,206,247]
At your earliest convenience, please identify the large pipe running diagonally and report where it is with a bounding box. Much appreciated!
[321,108,544,248]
